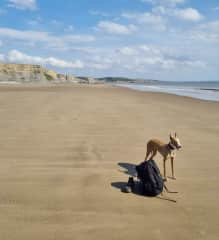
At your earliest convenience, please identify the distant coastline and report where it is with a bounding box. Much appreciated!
[1,62,219,101]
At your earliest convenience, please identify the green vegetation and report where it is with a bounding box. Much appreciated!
[44,73,54,81]
[77,76,89,81]
[97,77,133,82]
[96,77,159,84]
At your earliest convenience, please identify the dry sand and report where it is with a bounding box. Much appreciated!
[0,84,218,240]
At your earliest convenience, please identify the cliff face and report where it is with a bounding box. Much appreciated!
[0,63,48,83]
[0,63,104,84]
[0,63,81,83]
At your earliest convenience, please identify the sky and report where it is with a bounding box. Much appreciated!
[0,0,219,81]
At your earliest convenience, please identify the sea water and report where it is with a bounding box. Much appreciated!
[116,81,219,102]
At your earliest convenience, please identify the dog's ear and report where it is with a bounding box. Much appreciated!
[170,133,173,139]
[175,132,177,137]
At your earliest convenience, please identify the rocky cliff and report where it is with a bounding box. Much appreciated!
[0,63,47,83]
[0,63,80,83]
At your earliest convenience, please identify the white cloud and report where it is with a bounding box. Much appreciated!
[187,20,219,42]
[89,10,111,17]
[122,12,167,31]
[64,25,74,32]
[117,47,138,56]
[7,0,37,10]
[174,8,203,22]
[199,20,219,32]
[163,0,185,5]
[63,35,95,42]
[141,0,185,6]
[27,20,40,26]
[88,62,112,70]
[0,27,51,41]
[141,0,154,3]
[96,21,137,35]
[0,53,5,61]
[152,6,168,15]
[84,44,205,73]
[212,6,219,11]
[151,5,203,22]
[7,50,84,69]
[0,27,96,50]
[0,8,7,15]
[27,16,42,26]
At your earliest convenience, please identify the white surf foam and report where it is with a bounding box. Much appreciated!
[116,83,219,102]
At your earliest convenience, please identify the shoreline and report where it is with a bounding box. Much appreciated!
[0,83,218,103]
[115,82,219,102]
[1,81,219,102]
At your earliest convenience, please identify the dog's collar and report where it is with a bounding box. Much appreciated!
[168,142,175,151]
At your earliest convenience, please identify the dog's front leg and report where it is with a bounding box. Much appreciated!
[163,157,167,181]
[171,157,176,180]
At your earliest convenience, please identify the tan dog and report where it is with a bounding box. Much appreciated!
[145,133,182,181]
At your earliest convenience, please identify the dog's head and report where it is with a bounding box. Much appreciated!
[169,132,182,150]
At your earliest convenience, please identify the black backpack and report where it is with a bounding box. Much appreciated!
[136,159,164,196]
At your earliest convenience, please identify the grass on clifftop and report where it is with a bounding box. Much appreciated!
[44,73,54,81]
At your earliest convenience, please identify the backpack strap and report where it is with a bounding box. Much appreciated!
[156,195,177,203]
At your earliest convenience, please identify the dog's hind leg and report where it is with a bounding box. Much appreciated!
[149,150,157,160]
[145,148,151,161]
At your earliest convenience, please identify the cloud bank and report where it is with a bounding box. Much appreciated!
[7,0,37,10]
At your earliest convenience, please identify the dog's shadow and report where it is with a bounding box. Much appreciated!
[111,162,143,196]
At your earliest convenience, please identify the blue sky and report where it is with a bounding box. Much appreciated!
[0,0,219,81]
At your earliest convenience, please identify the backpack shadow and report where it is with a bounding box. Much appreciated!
[111,181,144,197]
[111,162,145,197]
[118,162,137,177]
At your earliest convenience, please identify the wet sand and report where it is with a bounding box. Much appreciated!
[0,84,218,240]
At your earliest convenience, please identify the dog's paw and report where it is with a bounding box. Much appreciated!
[170,176,176,180]
[167,176,176,180]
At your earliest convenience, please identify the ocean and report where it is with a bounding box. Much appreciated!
[116,81,219,102]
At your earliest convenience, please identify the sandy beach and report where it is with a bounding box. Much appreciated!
[0,84,218,240]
